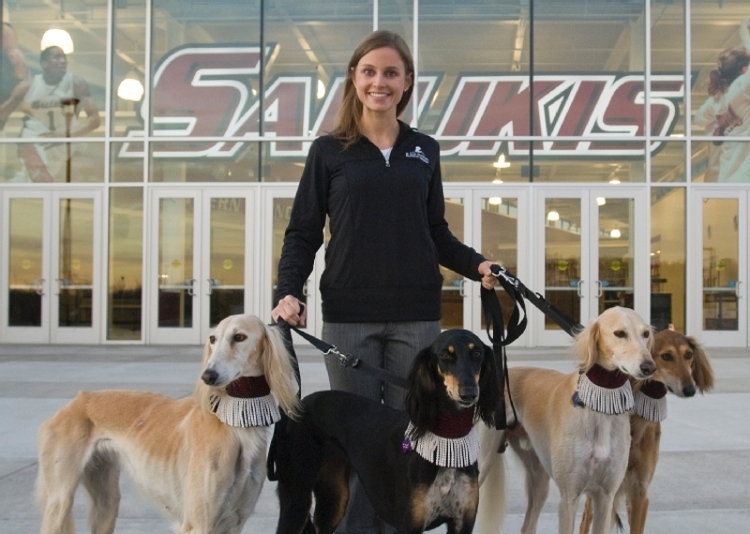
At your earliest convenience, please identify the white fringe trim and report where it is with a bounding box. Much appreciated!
[576,373,634,415]
[210,392,281,427]
[633,390,668,422]
[405,422,480,468]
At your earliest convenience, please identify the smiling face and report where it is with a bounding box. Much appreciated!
[351,46,412,119]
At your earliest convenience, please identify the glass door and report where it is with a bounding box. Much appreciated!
[261,185,323,337]
[689,190,747,346]
[536,188,648,346]
[148,189,251,344]
[1,190,102,344]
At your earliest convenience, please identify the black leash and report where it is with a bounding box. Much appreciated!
[275,318,409,390]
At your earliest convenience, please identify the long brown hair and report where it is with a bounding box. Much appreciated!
[708,46,750,96]
[330,30,415,148]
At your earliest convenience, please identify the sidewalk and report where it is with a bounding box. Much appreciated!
[1,343,748,533]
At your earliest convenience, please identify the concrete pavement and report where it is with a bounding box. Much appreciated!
[1,342,748,533]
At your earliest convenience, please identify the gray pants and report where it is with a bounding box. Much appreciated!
[321,320,441,534]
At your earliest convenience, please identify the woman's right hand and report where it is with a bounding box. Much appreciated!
[272,295,307,326]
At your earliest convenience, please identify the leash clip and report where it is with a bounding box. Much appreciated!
[326,346,360,368]
[491,265,519,288]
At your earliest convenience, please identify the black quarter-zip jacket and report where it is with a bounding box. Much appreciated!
[275,121,486,323]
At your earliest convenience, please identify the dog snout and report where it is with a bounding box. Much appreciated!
[640,359,656,377]
[459,385,479,405]
[201,368,219,385]
[683,384,696,397]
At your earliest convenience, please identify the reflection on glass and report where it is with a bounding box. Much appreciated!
[1,142,105,183]
[544,198,581,330]
[150,142,259,182]
[650,187,685,332]
[702,198,739,331]
[58,198,94,327]
[158,198,194,328]
[209,198,245,326]
[111,142,144,183]
[272,198,307,323]
[109,188,143,340]
[7,199,43,326]
[598,198,634,314]
[442,198,465,329]
[480,196,519,331]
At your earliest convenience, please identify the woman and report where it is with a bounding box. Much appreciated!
[272,30,498,533]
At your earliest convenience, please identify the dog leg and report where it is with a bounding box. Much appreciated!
[626,489,649,534]
[513,443,549,534]
[311,454,350,534]
[586,491,616,534]
[81,450,120,534]
[578,496,593,534]
[37,406,90,534]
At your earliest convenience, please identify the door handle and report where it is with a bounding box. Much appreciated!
[594,280,603,298]
[735,280,742,299]
[576,279,584,298]
[185,278,196,296]
[34,278,45,296]
[459,279,467,298]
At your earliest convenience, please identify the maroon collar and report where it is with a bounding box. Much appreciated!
[639,380,667,399]
[225,376,271,398]
[430,408,475,439]
[585,364,628,389]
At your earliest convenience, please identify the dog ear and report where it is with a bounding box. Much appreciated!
[575,318,599,371]
[405,346,438,437]
[477,343,501,427]
[687,336,715,393]
[262,324,301,417]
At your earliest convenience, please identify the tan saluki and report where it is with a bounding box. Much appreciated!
[477,306,656,534]
[36,313,300,534]
[578,327,715,534]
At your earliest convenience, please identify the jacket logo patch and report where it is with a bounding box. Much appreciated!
[405,146,430,164]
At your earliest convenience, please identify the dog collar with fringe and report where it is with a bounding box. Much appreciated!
[403,408,479,468]
[210,375,281,428]
[572,364,634,415]
[633,380,668,422]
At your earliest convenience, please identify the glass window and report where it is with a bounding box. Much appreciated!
[690,2,750,183]
[1,1,106,139]
[108,187,144,340]
[652,141,686,183]
[650,186,685,332]
[112,0,147,137]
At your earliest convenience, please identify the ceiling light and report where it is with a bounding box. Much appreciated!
[596,197,606,206]
[609,178,621,184]
[117,78,144,101]
[493,154,511,169]
[547,210,560,222]
[488,197,502,205]
[610,229,621,238]
[317,79,326,99]
[41,28,74,54]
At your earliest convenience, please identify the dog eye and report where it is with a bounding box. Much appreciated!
[472,351,482,361]
[208,335,216,344]
[685,351,693,360]
[642,330,650,339]
[660,352,673,362]
[440,351,456,362]
[233,333,247,342]
[614,330,627,338]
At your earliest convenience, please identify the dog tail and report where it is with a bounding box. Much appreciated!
[477,423,507,534]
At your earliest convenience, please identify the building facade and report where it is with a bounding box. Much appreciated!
[1,0,750,347]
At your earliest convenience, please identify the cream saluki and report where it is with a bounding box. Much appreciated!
[578,327,715,534]
[36,313,300,534]
[477,306,656,534]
